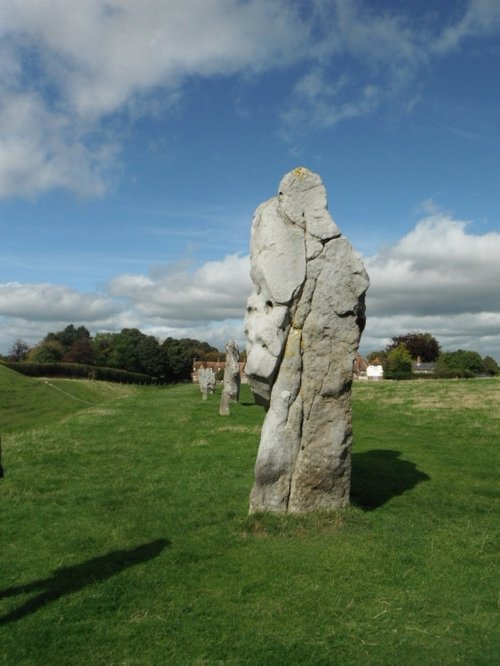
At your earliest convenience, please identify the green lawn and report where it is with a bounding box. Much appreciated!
[1,372,499,665]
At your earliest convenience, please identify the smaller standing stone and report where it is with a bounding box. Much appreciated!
[219,340,241,416]
[223,340,240,402]
[219,390,231,416]
[199,367,216,400]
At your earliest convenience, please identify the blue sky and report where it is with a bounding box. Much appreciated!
[1,0,500,359]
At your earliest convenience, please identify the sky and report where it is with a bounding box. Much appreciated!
[1,0,500,361]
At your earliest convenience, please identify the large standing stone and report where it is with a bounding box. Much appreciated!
[244,167,369,514]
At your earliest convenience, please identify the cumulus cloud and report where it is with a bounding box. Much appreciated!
[0,254,252,353]
[108,253,251,325]
[362,211,500,357]
[3,1,500,196]
[0,90,117,198]
[0,282,124,322]
[1,212,499,359]
[0,282,138,352]
[0,0,309,198]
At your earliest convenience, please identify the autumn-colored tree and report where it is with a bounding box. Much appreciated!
[63,337,95,364]
[387,332,440,362]
[8,339,30,361]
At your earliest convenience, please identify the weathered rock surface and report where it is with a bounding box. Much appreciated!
[219,389,231,416]
[223,339,241,402]
[219,339,241,416]
[199,367,216,401]
[244,167,369,513]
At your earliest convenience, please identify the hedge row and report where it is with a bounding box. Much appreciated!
[2,361,156,385]
[384,369,481,380]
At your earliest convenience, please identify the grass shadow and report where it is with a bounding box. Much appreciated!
[0,538,170,624]
[351,449,430,511]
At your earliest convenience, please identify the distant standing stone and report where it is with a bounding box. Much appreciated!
[245,167,369,514]
[219,339,241,416]
[224,340,240,402]
[199,367,216,401]
[219,389,231,416]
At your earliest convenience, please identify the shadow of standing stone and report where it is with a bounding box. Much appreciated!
[0,538,170,624]
[350,449,430,511]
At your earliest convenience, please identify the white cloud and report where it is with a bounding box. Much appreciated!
[0,282,138,352]
[0,91,116,198]
[281,0,500,138]
[0,282,122,322]
[143,320,247,353]
[1,213,499,360]
[0,254,252,353]
[0,0,309,198]
[433,0,500,54]
[3,1,500,197]
[108,253,251,324]
[281,69,381,138]
[361,212,500,357]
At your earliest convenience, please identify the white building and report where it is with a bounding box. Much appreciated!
[367,358,384,380]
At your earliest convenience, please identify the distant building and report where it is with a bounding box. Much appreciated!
[353,354,368,379]
[192,359,247,384]
[412,356,436,375]
[367,357,384,381]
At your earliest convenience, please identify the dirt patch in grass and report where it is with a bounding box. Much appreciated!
[216,424,261,434]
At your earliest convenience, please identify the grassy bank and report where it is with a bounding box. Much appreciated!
[0,363,137,434]
[1,376,499,664]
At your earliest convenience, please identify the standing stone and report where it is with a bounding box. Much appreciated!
[244,167,369,514]
[219,339,241,416]
[199,367,216,400]
[219,389,231,416]
[224,340,241,402]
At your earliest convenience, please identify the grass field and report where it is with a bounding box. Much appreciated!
[1,367,499,665]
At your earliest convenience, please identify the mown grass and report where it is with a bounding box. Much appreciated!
[1,374,499,665]
[0,363,136,433]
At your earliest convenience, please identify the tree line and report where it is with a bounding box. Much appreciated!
[367,332,499,379]
[3,325,222,383]
[4,327,498,383]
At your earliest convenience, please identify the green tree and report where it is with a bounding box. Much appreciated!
[99,329,164,377]
[46,325,91,349]
[435,350,485,378]
[29,340,65,363]
[387,332,440,362]
[92,333,115,367]
[385,344,412,377]
[137,335,164,378]
[482,356,499,376]
[107,329,147,374]
[162,338,219,382]
[43,325,94,364]
[367,350,387,364]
